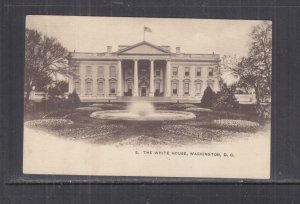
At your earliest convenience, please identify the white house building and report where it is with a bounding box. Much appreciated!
[69,41,221,103]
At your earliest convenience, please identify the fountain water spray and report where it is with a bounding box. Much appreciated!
[90,101,196,121]
[127,101,155,117]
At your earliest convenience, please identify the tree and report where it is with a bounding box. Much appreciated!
[200,86,216,108]
[33,73,53,92]
[248,21,272,96]
[213,83,239,111]
[221,21,272,112]
[24,29,76,105]
[47,80,69,99]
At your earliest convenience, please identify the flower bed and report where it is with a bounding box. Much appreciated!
[57,124,126,140]
[185,107,212,112]
[25,119,74,130]
[89,103,123,110]
[42,110,73,118]
[211,119,259,132]
[75,107,102,111]
[161,124,234,142]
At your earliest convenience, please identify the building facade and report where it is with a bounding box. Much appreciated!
[69,41,221,102]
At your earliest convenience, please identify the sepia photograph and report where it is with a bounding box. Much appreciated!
[23,16,271,179]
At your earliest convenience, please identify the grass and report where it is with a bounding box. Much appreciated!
[24,103,269,146]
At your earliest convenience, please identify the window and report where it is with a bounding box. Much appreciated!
[110,80,116,94]
[125,80,133,96]
[196,82,201,94]
[208,67,213,77]
[172,82,178,95]
[172,67,178,76]
[185,67,190,77]
[97,81,104,94]
[156,81,160,90]
[127,82,133,96]
[196,67,201,77]
[110,66,116,77]
[86,66,92,76]
[154,81,160,96]
[85,79,93,95]
[97,66,104,77]
[184,82,189,95]
[155,69,160,77]
[74,79,80,94]
[128,82,132,90]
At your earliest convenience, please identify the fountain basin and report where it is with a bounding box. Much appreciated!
[90,110,196,121]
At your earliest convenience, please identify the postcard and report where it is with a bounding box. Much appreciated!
[23,16,271,179]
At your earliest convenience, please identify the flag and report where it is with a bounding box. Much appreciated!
[144,26,152,32]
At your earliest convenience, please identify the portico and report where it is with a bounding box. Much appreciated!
[116,58,171,98]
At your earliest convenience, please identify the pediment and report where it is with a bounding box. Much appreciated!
[117,42,170,55]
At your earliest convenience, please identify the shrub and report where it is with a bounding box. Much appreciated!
[256,103,271,119]
[45,97,60,110]
[211,119,259,132]
[200,86,216,108]
[213,84,239,111]
[67,90,81,108]
[24,100,36,113]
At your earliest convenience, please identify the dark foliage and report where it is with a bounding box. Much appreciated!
[24,100,36,113]
[200,86,216,108]
[256,103,271,119]
[24,29,77,106]
[48,80,68,99]
[67,90,81,108]
[221,22,272,118]
[213,84,239,111]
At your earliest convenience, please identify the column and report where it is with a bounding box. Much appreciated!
[149,59,154,97]
[117,60,123,96]
[133,59,139,96]
[165,60,171,97]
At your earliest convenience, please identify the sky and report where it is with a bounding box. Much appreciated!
[26,16,266,57]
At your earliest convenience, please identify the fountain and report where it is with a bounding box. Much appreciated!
[90,101,196,121]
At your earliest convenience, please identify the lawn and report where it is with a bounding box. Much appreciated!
[24,103,269,146]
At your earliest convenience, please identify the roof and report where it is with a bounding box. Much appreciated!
[115,41,172,54]
[70,41,220,62]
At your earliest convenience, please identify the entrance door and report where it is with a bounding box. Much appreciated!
[141,87,147,96]
[128,82,132,96]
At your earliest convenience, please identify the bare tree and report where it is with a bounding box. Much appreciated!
[24,29,76,105]
[248,21,272,98]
